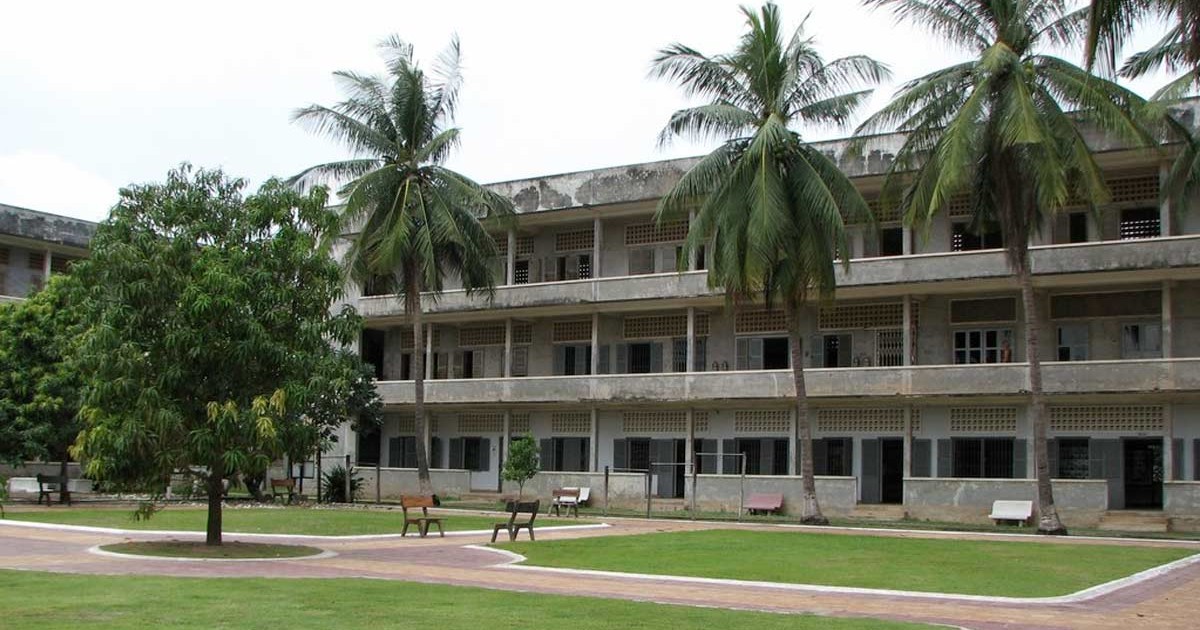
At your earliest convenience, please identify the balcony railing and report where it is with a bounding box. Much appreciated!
[374,358,1200,405]
[358,235,1200,319]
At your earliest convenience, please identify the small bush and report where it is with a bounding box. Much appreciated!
[321,466,364,503]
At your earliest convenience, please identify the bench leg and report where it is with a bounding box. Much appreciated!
[402,521,410,537]
[419,521,428,538]
[434,520,444,538]
[491,525,502,543]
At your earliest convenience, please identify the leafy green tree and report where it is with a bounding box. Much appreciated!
[858,0,1150,535]
[290,36,514,495]
[0,276,85,501]
[653,3,887,524]
[71,165,379,545]
[502,434,541,499]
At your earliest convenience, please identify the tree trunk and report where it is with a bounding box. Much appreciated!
[1018,263,1067,535]
[205,464,224,546]
[58,449,71,506]
[407,276,433,496]
[788,306,826,525]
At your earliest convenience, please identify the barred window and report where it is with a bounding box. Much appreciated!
[624,313,710,339]
[734,410,790,433]
[949,407,1017,433]
[555,229,595,252]
[735,310,787,334]
[1050,406,1162,432]
[624,220,689,245]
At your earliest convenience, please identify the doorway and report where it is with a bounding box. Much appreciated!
[880,438,905,504]
[1123,439,1163,509]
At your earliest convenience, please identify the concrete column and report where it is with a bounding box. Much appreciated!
[504,318,513,377]
[42,249,52,284]
[591,312,600,375]
[592,216,602,278]
[1160,161,1173,236]
[1164,404,1175,482]
[902,225,913,256]
[1163,281,1174,359]
[506,229,516,285]
[686,307,696,373]
[902,295,913,367]
[589,407,599,472]
[502,411,511,462]
[789,407,799,476]
[425,323,434,380]
[903,407,913,479]
[685,408,695,476]
[687,210,697,271]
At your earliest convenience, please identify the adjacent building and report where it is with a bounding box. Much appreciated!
[0,203,94,303]
[344,101,1200,528]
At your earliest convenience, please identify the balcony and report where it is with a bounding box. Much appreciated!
[374,358,1200,405]
[358,235,1200,320]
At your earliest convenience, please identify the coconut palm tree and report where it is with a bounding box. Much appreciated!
[290,36,513,494]
[1085,0,1200,74]
[858,0,1151,535]
[654,3,889,524]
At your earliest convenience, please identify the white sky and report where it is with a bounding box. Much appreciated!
[0,0,1172,222]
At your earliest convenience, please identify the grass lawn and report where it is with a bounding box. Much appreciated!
[500,529,1196,598]
[0,570,931,630]
[3,507,586,536]
[100,541,323,559]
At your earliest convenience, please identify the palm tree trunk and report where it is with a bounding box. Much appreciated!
[205,457,224,546]
[1018,262,1067,535]
[407,276,433,496]
[788,306,826,525]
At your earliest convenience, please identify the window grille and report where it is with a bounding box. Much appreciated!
[510,413,531,433]
[552,320,592,342]
[819,302,906,329]
[515,235,535,256]
[875,330,904,367]
[555,229,594,252]
[622,411,687,433]
[623,313,710,339]
[949,297,1017,324]
[817,408,920,433]
[949,407,1017,433]
[493,234,507,257]
[624,220,689,246]
[734,410,791,433]
[512,322,533,345]
[735,310,787,334]
[49,255,76,274]
[694,411,709,433]
[27,251,45,271]
[947,194,972,218]
[0,247,8,265]
[865,198,902,223]
[1050,406,1163,432]
[392,414,439,434]
[399,329,442,350]
[1108,174,1159,203]
[458,413,504,433]
[1119,207,1161,240]
[459,324,506,347]
[551,412,591,434]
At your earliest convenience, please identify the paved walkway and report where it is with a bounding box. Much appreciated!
[2,516,1199,629]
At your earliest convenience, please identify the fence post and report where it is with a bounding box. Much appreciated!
[645,468,652,520]
[738,455,746,522]
[690,453,698,518]
[603,466,610,517]
[375,460,381,504]
[345,454,352,504]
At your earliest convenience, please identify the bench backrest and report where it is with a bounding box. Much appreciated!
[36,474,66,488]
[991,500,1033,517]
[552,488,580,499]
[270,478,295,489]
[577,487,591,502]
[401,495,437,509]
[504,499,540,526]
[744,493,784,508]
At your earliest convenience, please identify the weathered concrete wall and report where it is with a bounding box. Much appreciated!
[501,472,647,509]
[1164,481,1200,515]
[0,204,96,249]
[688,475,858,516]
[355,468,473,500]
[904,478,1108,526]
[0,461,83,479]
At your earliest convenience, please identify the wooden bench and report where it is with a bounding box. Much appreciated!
[401,495,445,538]
[492,499,540,542]
[36,474,70,506]
[989,500,1033,526]
[743,492,783,515]
[550,488,581,517]
[270,478,296,504]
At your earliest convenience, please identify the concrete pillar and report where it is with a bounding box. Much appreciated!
[902,295,913,367]
[1163,281,1174,359]
[685,408,695,476]
[592,216,602,278]
[589,407,599,472]
[1160,161,1173,237]
[506,229,516,285]
[902,225,913,256]
[425,323,434,380]
[502,410,511,467]
[1164,403,1175,482]
[42,249,52,285]
[686,307,696,373]
[504,318,513,378]
[903,407,913,479]
[591,312,600,375]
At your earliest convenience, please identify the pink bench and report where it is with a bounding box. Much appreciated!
[743,493,784,515]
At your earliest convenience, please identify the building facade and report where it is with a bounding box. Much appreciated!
[0,203,94,303]
[343,103,1200,527]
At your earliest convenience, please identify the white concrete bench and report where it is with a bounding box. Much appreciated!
[989,500,1033,525]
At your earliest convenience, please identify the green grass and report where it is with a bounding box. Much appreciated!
[100,541,323,559]
[0,570,930,629]
[500,529,1196,598]
[3,507,586,536]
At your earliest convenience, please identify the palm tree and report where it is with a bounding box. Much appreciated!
[290,36,513,494]
[1085,0,1200,74]
[858,0,1151,535]
[653,3,888,524]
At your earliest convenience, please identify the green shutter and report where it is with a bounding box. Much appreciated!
[612,439,627,470]
[1047,438,1058,478]
[449,438,464,470]
[861,439,880,504]
[540,439,555,472]
[911,439,931,477]
[388,437,402,468]
[478,438,490,472]
[1173,438,1185,481]
[1012,439,1027,479]
[936,439,953,478]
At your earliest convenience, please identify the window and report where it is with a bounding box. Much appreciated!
[1119,207,1160,240]
[821,333,852,368]
[514,259,530,284]
[951,221,1003,251]
[461,437,488,471]
[1121,322,1162,359]
[356,428,381,466]
[822,438,851,476]
[1068,212,1089,243]
[547,437,590,472]
[950,297,1017,324]
[360,329,385,379]
[555,254,592,280]
[952,438,1014,478]
[362,275,391,297]
[953,328,1013,364]
[389,436,418,468]
[736,336,789,370]
[879,226,904,257]
[628,342,653,373]
[628,248,655,275]
[1057,438,1090,480]
[400,353,412,380]
[510,347,529,377]
[671,337,708,372]
[1051,291,1160,319]
[554,344,592,376]
[1056,324,1089,361]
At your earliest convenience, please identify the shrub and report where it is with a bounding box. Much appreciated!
[321,466,364,503]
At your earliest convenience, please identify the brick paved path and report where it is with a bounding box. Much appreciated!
[2,517,1198,629]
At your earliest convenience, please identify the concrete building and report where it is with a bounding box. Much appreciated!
[343,101,1200,529]
[0,203,94,303]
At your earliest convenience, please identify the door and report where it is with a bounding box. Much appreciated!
[880,438,905,504]
[1123,439,1163,509]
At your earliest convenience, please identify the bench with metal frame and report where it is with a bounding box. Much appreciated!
[491,499,539,542]
[401,495,445,538]
[270,478,297,504]
[36,474,70,506]
[551,487,583,517]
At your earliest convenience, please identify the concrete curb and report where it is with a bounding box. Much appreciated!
[87,544,339,563]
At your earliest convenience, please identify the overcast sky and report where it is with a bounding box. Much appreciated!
[0,1,1172,222]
